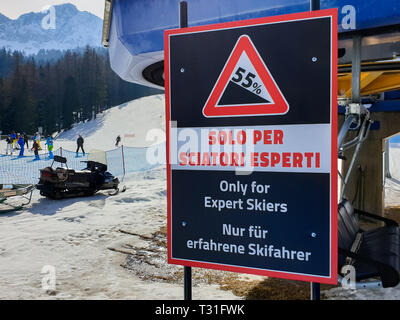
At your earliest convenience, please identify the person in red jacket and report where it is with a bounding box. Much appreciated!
[32,140,40,160]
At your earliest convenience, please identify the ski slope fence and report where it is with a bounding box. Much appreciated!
[0,144,166,185]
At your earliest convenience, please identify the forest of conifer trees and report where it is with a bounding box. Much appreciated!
[0,46,161,135]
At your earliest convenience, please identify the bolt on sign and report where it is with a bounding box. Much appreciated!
[164,9,338,284]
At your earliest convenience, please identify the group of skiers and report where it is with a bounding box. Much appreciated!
[4,131,54,160]
[4,132,122,158]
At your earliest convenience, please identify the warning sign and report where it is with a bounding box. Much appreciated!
[203,35,289,117]
[165,9,338,285]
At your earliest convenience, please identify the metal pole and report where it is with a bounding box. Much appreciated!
[338,115,356,153]
[311,283,321,300]
[180,1,188,28]
[121,144,126,182]
[351,35,362,103]
[310,0,321,301]
[184,266,192,300]
[310,0,320,10]
[179,1,192,301]
[341,119,371,199]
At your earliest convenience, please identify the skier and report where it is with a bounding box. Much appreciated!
[36,132,42,150]
[14,134,21,150]
[5,135,13,155]
[45,136,54,159]
[32,140,40,160]
[23,132,29,149]
[17,135,24,157]
[115,135,121,147]
[76,135,85,156]
[10,131,17,149]
[32,133,37,151]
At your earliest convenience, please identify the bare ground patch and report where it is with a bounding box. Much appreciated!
[385,206,400,225]
[109,226,338,300]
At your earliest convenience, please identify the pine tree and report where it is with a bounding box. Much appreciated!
[0,78,4,131]
[62,76,78,130]
[0,46,161,135]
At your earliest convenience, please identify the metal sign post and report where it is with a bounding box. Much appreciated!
[310,0,321,301]
[179,1,192,301]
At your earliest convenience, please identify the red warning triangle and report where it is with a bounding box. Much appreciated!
[202,35,289,118]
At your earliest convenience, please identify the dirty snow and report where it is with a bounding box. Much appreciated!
[0,167,240,300]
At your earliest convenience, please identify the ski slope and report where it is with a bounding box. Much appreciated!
[0,95,167,185]
[0,94,166,155]
[0,95,239,300]
[56,94,166,150]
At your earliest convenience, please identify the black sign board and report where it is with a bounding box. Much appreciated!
[165,9,338,284]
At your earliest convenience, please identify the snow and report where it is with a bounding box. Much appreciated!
[1,94,400,300]
[56,94,166,150]
[324,284,400,300]
[385,144,400,207]
[0,167,237,300]
[0,94,166,154]
[0,94,238,300]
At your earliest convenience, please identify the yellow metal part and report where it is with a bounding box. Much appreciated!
[338,61,400,97]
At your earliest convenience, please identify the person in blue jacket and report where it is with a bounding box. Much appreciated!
[10,131,17,149]
[17,134,24,157]
[45,136,54,159]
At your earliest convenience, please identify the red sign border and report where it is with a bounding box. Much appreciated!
[165,9,338,285]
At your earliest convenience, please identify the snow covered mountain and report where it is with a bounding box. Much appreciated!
[0,3,103,55]
[0,13,10,25]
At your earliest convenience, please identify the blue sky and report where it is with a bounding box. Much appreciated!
[0,0,104,19]
[390,134,400,144]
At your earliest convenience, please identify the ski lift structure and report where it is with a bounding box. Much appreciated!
[102,0,400,292]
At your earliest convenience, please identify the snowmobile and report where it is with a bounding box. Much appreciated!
[37,152,124,200]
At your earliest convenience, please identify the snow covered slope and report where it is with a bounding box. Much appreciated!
[389,144,400,180]
[56,94,166,151]
[0,13,10,25]
[385,144,400,207]
[0,167,240,300]
[0,4,102,55]
[0,94,241,300]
